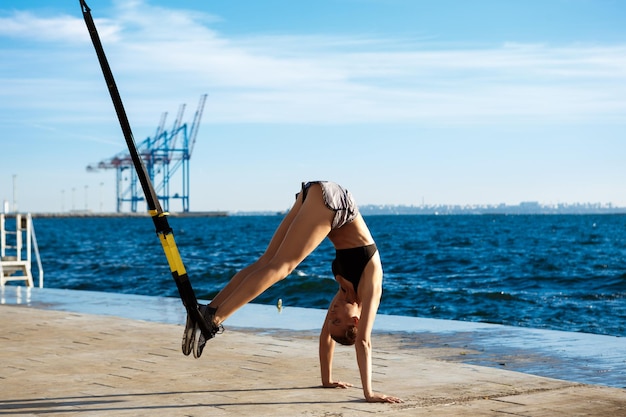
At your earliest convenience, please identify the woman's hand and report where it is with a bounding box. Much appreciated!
[365,392,404,403]
[322,380,353,389]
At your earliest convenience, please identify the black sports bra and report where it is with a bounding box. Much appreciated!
[331,244,378,292]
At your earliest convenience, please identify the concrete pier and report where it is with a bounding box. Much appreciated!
[1,286,624,416]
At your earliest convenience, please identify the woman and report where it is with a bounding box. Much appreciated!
[183,181,402,403]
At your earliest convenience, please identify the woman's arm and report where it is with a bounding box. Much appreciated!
[355,256,403,403]
[354,277,381,400]
[319,296,353,389]
[319,314,336,386]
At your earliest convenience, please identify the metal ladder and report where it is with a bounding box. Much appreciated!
[0,213,44,288]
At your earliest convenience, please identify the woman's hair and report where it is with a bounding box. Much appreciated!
[330,324,358,346]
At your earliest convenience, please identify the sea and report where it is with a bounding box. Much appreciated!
[25,214,626,337]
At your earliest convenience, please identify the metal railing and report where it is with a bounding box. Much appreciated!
[0,213,44,288]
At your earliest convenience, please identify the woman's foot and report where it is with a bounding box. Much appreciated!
[193,305,224,358]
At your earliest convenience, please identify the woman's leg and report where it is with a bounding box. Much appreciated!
[209,193,304,308]
[213,184,334,324]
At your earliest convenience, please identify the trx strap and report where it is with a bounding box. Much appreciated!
[79,0,212,339]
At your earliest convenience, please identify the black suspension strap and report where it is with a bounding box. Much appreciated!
[79,0,212,339]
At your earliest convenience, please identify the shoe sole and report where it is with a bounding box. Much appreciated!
[192,305,209,359]
[192,326,205,358]
[181,312,196,356]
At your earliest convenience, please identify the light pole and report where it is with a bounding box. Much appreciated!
[12,174,17,213]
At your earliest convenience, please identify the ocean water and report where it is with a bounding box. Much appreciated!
[26,214,626,337]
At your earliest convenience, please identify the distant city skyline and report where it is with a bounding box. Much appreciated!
[2,172,626,215]
[358,201,626,216]
[1,0,625,213]
[5,194,625,217]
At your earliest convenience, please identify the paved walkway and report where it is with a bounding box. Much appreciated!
[1,304,624,416]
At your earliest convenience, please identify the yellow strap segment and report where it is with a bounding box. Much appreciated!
[149,209,170,217]
[148,210,185,274]
[158,232,187,275]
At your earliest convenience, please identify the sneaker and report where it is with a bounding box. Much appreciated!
[193,305,223,358]
[181,305,201,356]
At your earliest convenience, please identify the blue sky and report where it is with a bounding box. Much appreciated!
[1,0,625,213]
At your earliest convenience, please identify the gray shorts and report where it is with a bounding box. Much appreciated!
[299,181,359,230]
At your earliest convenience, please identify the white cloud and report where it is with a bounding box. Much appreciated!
[0,11,120,43]
[1,0,625,127]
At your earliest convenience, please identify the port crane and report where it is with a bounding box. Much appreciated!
[87,94,207,213]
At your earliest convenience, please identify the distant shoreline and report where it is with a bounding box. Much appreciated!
[10,207,626,218]
[23,211,229,219]
[357,203,626,216]
[5,201,626,218]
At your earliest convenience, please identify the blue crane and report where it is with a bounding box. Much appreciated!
[87,94,207,213]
